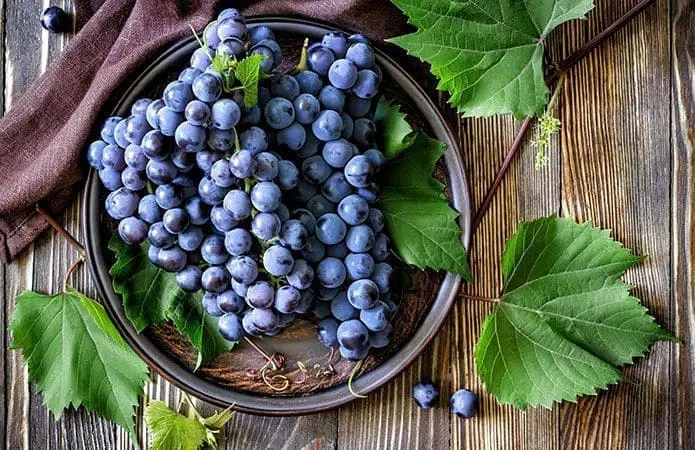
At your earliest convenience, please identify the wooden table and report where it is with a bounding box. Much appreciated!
[2,0,693,448]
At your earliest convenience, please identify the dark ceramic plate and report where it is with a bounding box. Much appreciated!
[82,16,471,415]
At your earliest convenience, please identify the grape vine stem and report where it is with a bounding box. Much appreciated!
[472,0,657,234]
[35,204,86,257]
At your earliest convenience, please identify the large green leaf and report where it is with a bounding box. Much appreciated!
[389,0,594,118]
[376,98,471,280]
[475,216,676,409]
[109,235,233,368]
[10,288,149,437]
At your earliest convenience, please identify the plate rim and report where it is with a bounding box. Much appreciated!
[82,15,472,416]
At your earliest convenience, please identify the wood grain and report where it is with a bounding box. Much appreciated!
[1,0,692,449]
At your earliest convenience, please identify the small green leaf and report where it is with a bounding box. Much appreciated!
[475,216,677,409]
[388,0,594,118]
[109,234,233,367]
[10,288,149,438]
[145,401,209,450]
[375,98,415,158]
[376,98,471,280]
[234,53,269,108]
[202,405,235,430]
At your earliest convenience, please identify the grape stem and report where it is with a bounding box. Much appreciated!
[243,336,282,370]
[63,255,85,292]
[35,204,86,258]
[294,38,310,73]
[472,0,657,234]
[347,360,367,398]
[459,294,500,304]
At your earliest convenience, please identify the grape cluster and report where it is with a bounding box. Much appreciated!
[87,9,395,361]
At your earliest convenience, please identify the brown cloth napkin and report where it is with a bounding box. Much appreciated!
[0,0,408,263]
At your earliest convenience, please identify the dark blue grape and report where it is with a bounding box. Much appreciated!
[148,222,176,248]
[270,74,300,101]
[158,246,188,272]
[292,208,316,231]
[316,257,347,288]
[227,255,258,284]
[175,121,206,152]
[224,228,252,256]
[163,81,193,112]
[210,205,237,232]
[307,194,335,218]
[337,319,370,350]
[99,168,123,190]
[322,139,354,169]
[312,110,343,142]
[217,17,247,40]
[254,152,280,181]
[263,245,294,276]
[223,189,251,220]
[154,184,182,209]
[138,195,163,224]
[248,25,275,45]
[118,217,148,245]
[328,59,358,89]
[184,196,210,225]
[360,301,389,331]
[124,114,150,145]
[353,70,380,99]
[218,313,244,341]
[264,97,295,130]
[190,47,212,71]
[363,149,386,171]
[286,259,314,290]
[353,118,377,149]
[331,291,358,321]
[162,208,189,234]
[156,106,184,136]
[357,183,378,204]
[338,194,369,225]
[341,113,354,139]
[344,155,374,187]
[276,160,299,190]
[121,167,146,191]
[207,127,235,151]
[315,213,347,245]
[105,188,139,220]
[318,285,341,301]
[413,381,440,409]
[295,71,323,96]
[204,21,221,50]
[317,317,340,347]
[293,94,321,125]
[450,390,478,418]
[124,144,147,170]
[210,159,236,188]
[346,95,371,118]
[318,85,345,112]
[370,323,392,348]
[179,225,204,251]
[198,176,227,205]
[279,219,309,251]
[242,310,262,336]
[322,32,348,58]
[102,145,125,170]
[307,44,335,76]
[347,279,379,309]
[132,98,152,116]
[250,181,281,212]
[346,43,375,69]
[217,37,246,59]
[372,262,394,294]
[366,208,385,233]
[176,265,202,292]
[322,172,353,203]
[277,123,306,151]
[229,149,257,179]
[250,308,278,332]
[141,130,172,160]
[201,266,230,293]
[113,119,130,148]
[345,252,375,280]
[100,116,122,145]
[371,232,390,262]
[274,285,301,314]
[41,6,69,33]
[302,155,331,185]
[251,212,281,240]
[196,150,223,174]
[203,292,224,316]
[192,72,222,103]
[87,140,107,170]
[240,127,268,155]
[211,98,241,130]
[185,100,211,126]
[301,235,326,263]
[253,39,281,63]
[217,290,245,314]
[201,234,228,265]
[345,224,375,253]
[178,68,203,86]
[246,281,274,309]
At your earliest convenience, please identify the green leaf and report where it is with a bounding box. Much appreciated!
[145,401,209,450]
[375,98,415,158]
[389,0,594,118]
[376,98,471,280]
[234,53,269,108]
[475,216,677,409]
[109,234,233,367]
[10,288,149,437]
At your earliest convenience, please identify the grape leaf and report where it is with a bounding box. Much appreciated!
[109,235,233,368]
[376,98,471,280]
[234,53,269,108]
[389,0,594,118]
[10,288,149,438]
[145,401,210,450]
[475,216,677,409]
[374,98,415,158]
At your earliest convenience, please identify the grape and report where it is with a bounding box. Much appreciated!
[131,99,152,116]
[184,196,210,225]
[174,122,206,152]
[203,292,224,317]
[345,224,375,253]
[211,98,241,130]
[176,265,203,292]
[346,95,371,118]
[317,317,340,347]
[217,17,247,40]
[201,234,228,264]
[254,152,280,181]
[315,213,347,245]
[347,279,379,309]
[307,44,335,76]
[370,323,392,348]
[328,59,358,89]
[302,155,332,184]
[274,286,301,313]
[217,37,246,59]
[250,182,281,212]
[209,205,236,232]
[275,204,290,222]
[344,155,374,187]
[145,99,165,128]
[318,285,341,301]
[292,94,320,126]
[345,252,375,280]
[278,312,297,328]
[240,127,269,154]
[292,179,319,204]
[148,222,176,248]
[318,85,345,112]
[124,114,150,145]
[307,194,335,218]
[316,257,347,288]
[337,319,369,350]
[41,6,69,33]
[412,381,440,409]
[224,228,253,256]
[372,262,393,293]
[360,301,389,331]
[340,344,369,361]
[295,71,323,96]
[207,127,235,151]
[124,144,147,170]
[158,246,188,272]
[253,39,281,63]
[341,113,354,139]
[203,20,221,49]
[154,184,182,209]
[270,74,300,101]
[321,172,353,203]
[118,217,148,244]
[190,47,212,71]
[352,70,380,99]
[87,140,107,169]
[312,110,343,141]
[145,160,175,186]
[248,25,275,45]
[218,313,244,341]
[138,195,163,224]
[330,291,358,321]
[217,290,245,313]
[338,194,369,225]
[121,167,146,191]
[163,81,193,112]
[450,390,478,418]
[227,255,258,284]
[242,310,262,336]
[279,219,309,250]
[349,34,369,45]
[277,160,299,190]
[292,208,316,231]
[246,281,275,309]
[295,290,315,314]
[162,208,190,234]
[221,190,250,221]
[185,100,211,126]
[353,118,377,148]
[277,123,307,151]
[326,243,349,258]
[357,183,378,204]
[201,266,230,293]
[346,43,375,69]
[251,212,281,240]
[198,176,227,205]
[174,173,197,187]
[264,97,295,130]
[218,7,242,21]
[371,232,390,262]
[105,188,139,220]
[263,245,294,276]
[196,150,223,174]
[192,72,222,103]
[210,159,236,188]
[301,235,326,263]
[141,130,172,160]
[229,149,257,178]
[156,106,184,136]
[363,148,386,171]
[100,116,122,144]
[250,308,279,331]
[286,259,314,290]
[98,168,123,190]
[322,139,354,168]
[113,119,130,148]
[297,130,321,158]
[322,32,348,58]
[178,67,202,86]
[102,145,125,170]
[179,226,204,251]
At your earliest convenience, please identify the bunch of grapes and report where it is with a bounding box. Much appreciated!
[87,8,395,361]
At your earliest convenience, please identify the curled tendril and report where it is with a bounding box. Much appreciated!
[261,367,290,392]
[347,360,367,398]
[295,361,308,384]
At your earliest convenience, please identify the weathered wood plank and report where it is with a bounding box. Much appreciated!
[671,0,695,448]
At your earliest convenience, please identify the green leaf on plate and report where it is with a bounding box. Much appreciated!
[376,97,471,280]
[388,0,594,118]
[234,53,270,108]
[475,216,677,409]
[10,288,149,438]
[109,234,233,368]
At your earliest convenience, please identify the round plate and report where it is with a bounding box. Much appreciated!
[82,16,471,415]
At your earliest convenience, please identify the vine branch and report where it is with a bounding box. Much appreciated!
[35,204,86,257]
